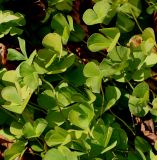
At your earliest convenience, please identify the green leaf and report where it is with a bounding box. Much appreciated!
[99,27,120,52]
[128,151,142,160]
[116,12,135,32]
[48,0,64,5]
[2,70,17,85]
[135,136,151,153]
[129,96,150,117]
[51,13,69,35]
[4,140,26,160]
[44,149,66,160]
[87,33,111,52]
[37,90,56,110]
[45,127,71,147]
[68,103,94,129]
[7,49,26,61]
[0,10,25,38]
[69,24,85,42]
[107,46,130,62]
[83,62,100,77]
[110,127,128,150]
[145,53,157,67]
[42,33,62,56]
[92,120,113,147]
[104,86,121,111]
[132,69,151,81]
[44,146,78,160]
[129,82,150,117]
[133,82,149,98]
[51,13,73,44]
[23,118,47,138]
[62,26,70,45]
[101,141,117,154]
[150,150,157,160]
[34,118,48,137]
[142,27,155,42]
[47,53,75,74]
[1,85,32,114]
[99,59,121,77]
[45,148,67,160]
[1,86,22,104]
[34,48,56,74]
[86,76,102,93]
[19,62,39,90]
[58,146,79,160]
[30,141,43,152]
[46,110,65,127]
[10,121,23,137]
[65,64,86,86]
[22,122,35,138]
[18,37,27,58]
[83,0,111,25]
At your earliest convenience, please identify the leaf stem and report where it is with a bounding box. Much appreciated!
[130,8,143,33]
[100,84,105,117]
[28,103,47,114]
[126,80,134,90]
[41,77,56,95]
[110,109,136,136]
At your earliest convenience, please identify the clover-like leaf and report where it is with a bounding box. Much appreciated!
[0,10,25,38]
[45,127,71,147]
[145,53,157,67]
[19,62,39,90]
[92,120,113,147]
[42,33,62,56]
[10,121,23,137]
[110,127,128,150]
[129,82,150,117]
[83,62,100,77]
[68,103,94,129]
[44,146,78,160]
[87,33,111,52]
[7,49,26,61]
[1,83,33,114]
[2,70,17,85]
[99,27,120,52]
[51,13,73,44]
[47,53,75,74]
[142,27,156,42]
[1,86,22,104]
[107,46,130,62]
[135,136,151,153]
[83,0,111,25]
[4,140,27,160]
[104,86,121,111]
[23,118,47,139]
[116,12,135,33]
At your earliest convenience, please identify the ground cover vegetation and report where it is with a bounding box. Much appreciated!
[0,0,157,159]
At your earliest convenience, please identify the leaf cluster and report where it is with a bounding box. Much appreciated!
[0,0,157,160]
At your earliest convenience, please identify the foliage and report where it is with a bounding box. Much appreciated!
[0,10,25,38]
[0,0,157,160]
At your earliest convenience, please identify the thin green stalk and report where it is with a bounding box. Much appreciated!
[28,103,47,114]
[41,77,55,95]
[110,109,136,136]
[100,84,105,117]
[130,8,143,33]
[126,80,134,90]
